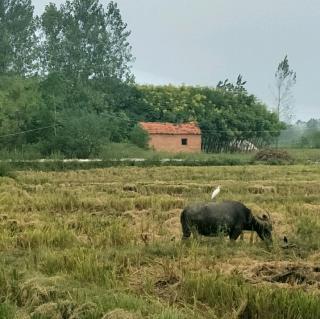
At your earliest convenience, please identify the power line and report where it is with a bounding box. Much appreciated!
[0,125,56,139]
[0,112,315,140]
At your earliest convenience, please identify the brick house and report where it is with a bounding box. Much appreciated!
[139,122,201,153]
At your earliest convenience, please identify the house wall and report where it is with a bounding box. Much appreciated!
[148,134,201,153]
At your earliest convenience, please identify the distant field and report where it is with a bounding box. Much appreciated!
[0,165,320,318]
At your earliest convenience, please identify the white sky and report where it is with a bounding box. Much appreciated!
[33,0,320,121]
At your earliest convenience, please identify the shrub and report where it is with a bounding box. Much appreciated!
[129,125,150,149]
[0,162,15,178]
[299,130,320,148]
[40,112,111,158]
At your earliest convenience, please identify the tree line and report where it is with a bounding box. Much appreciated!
[0,0,283,157]
[278,119,320,148]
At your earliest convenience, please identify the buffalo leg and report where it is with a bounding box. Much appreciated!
[229,228,242,241]
[180,211,191,239]
[190,226,199,240]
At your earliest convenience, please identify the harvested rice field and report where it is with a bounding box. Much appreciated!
[0,165,320,318]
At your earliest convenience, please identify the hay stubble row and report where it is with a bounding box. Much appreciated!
[0,165,319,318]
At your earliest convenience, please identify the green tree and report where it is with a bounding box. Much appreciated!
[129,124,149,149]
[0,0,138,158]
[105,1,134,82]
[41,0,134,82]
[40,3,64,75]
[38,110,131,157]
[0,0,38,75]
[136,84,283,152]
[0,75,43,148]
[274,55,297,123]
[41,111,111,158]
[306,118,320,130]
[299,130,320,148]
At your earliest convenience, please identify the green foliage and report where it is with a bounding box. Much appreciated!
[39,111,118,158]
[137,83,283,152]
[41,0,134,82]
[0,0,39,75]
[0,303,15,319]
[0,0,137,158]
[0,72,285,158]
[0,75,42,148]
[129,125,150,149]
[277,125,305,147]
[181,272,320,319]
[0,146,42,161]
[299,130,320,148]
[286,148,320,163]
[100,143,149,160]
[0,0,286,159]
[278,120,320,148]
[0,162,15,178]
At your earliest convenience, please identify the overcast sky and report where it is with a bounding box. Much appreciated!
[33,0,320,121]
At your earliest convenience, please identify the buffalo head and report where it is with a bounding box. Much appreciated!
[254,212,272,241]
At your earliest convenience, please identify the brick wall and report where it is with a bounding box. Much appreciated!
[148,134,201,153]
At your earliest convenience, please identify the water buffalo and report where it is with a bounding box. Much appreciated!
[180,200,272,241]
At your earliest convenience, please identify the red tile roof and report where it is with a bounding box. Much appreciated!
[139,122,201,135]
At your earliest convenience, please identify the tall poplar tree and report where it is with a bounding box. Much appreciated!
[0,0,38,75]
[41,0,134,82]
[274,55,297,123]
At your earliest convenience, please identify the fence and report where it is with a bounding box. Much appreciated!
[202,136,270,153]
